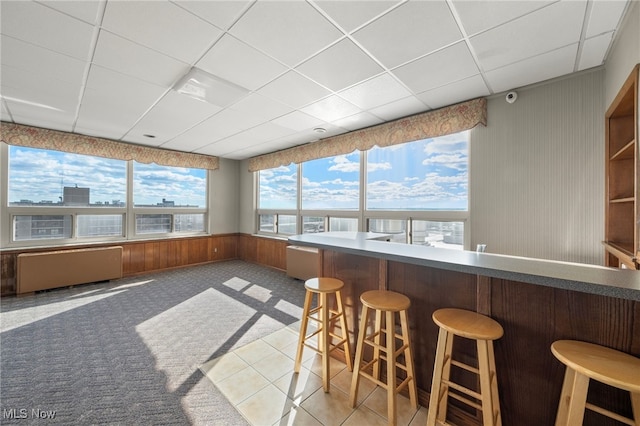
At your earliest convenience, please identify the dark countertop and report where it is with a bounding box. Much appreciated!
[289,232,640,301]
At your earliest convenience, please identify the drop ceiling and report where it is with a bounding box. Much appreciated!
[0,0,631,160]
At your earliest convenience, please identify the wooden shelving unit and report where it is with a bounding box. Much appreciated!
[604,64,639,269]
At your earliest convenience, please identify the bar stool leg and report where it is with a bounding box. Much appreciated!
[477,340,495,426]
[562,370,590,426]
[631,393,640,426]
[400,309,418,410]
[350,304,370,407]
[320,292,330,392]
[427,328,451,426]
[295,290,313,373]
[488,341,501,426]
[373,308,383,380]
[336,289,353,371]
[386,310,397,426]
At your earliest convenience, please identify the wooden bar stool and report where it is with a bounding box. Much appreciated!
[427,308,503,426]
[349,290,418,426]
[551,340,640,425]
[294,277,353,392]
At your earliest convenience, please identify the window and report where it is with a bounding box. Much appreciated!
[4,146,208,245]
[411,220,464,249]
[302,152,360,210]
[8,146,126,207]
[366,131,468,210]
[258,164,297,210]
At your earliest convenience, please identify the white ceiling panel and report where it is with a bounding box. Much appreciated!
[1,36,87,85]
[125,91,222,145]
[313,0,401,33]
[338,73,412,110]
[394,42,479,94]
[229,1,343,67]
[579,32,614,71]
[416,74,490,110]
[42,0,103,24]
[296,39,383,92]
[197,35,287,91]
[101,1,222,64]
[471,1,587,72]
[0,0,631,161]
[353,1,462,68]
[484,44,579,93]
[172,0,252,30]
[0,1,95,60]
[451,1,554,36]
[93,31,190,88]
[586,0,629,38]
[271,111,326,132]
[300,95,361,122]
[257,71,331,109]
[369,96,429,122]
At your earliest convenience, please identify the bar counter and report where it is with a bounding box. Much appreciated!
[289,232,640,426]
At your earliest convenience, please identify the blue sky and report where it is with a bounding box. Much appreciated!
[8,146,206,207]
[260,131,469,210]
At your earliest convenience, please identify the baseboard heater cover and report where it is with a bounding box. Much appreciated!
[17,246,123,294]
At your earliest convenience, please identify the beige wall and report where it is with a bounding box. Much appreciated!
[238,159,256,234]
[470,69,604,264]
[209,157,240,234]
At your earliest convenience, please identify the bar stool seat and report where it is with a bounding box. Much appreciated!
[551,340,640,425]
[294,277,353,392]
[427,308,503,426]
[350,290,418,426]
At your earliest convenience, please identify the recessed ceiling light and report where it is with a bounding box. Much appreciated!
[314,127,326,133]
[173,67,249,108]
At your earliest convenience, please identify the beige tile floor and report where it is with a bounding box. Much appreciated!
[200,322,428,426]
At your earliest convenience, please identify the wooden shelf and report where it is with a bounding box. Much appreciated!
[605,64,638,269]
[610,139,635,161]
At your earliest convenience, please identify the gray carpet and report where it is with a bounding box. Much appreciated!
[0,260,308,425]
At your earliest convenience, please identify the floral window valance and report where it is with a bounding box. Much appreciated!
[0,122,219,170]
[248,97,487,172]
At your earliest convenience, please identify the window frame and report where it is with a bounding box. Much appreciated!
[1,143,209,248]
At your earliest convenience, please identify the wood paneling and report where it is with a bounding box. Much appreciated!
[318,249,640,426]
[1,234,240,296]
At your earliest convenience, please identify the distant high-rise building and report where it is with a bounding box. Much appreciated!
[63,186,90,206]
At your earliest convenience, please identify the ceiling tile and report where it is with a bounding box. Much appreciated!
[76,66,167,138]
[353,1,462,68]
[173,0,252,30]
[1,36,87,85]
[42,0,103,24]
[1,101,10,121]
[101,1,222,63]
[10,113,74,133]
[416,74,490,109]
[586,0,629,38]
[338,73,412,110]
[470,1,586,71]
[93,31,190,88]
[229,1,343,67]
[124,91,222,145]
[195,122,295,156]
[369,96,428,121]
[578,32,614,71]
[271,111,326,132]
[296,39,383,91]
[394,42,479,94]
[229,93,294,122]
[257,71,331,109]
[197,35,287,91]
[300,95,361,122]
[451,1,554,36]
[0,1,95,60]
[484,44,578,93]
[331,111,383,131]
[312,0,401,33]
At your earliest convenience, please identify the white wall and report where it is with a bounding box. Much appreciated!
[209,157,240,234]
[238,159,256,234]
[604,0,639,108]
[470,69,604,264]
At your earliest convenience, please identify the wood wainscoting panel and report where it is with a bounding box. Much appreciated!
[490,278,640,426]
